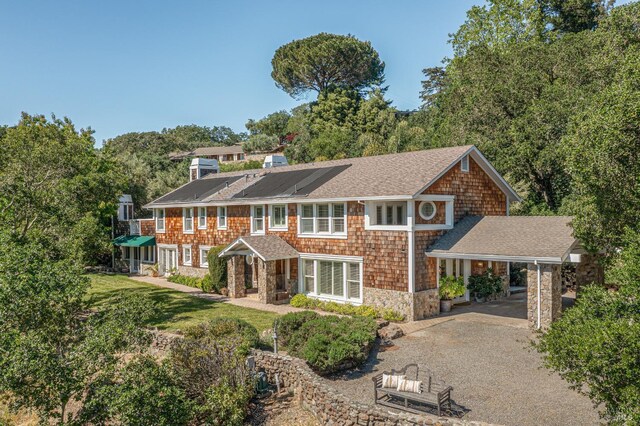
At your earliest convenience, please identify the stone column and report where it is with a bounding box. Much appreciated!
[575,254,604,294]
[227,256,245,298]
[527,263,562,329]
[257,258,276,304]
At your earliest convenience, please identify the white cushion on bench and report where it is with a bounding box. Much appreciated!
[397,377,422,394]
[382,373,405,389]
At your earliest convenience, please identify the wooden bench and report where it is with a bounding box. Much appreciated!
[372,364,453,416]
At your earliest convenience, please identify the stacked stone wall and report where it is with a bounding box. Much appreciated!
[252,350,496,426]
[527,263,562,328]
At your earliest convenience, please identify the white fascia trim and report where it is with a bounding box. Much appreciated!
[426,251,563,264]
[299,252,364,262]
[415,194,455,202]
[365,225,410,231]
[296,234,348,240]
[306,293,363,306]
[144,195,414,210]
[414,224,454,231]
[411,146,521,202]
[234,238,266,262]
[157,243,178,249]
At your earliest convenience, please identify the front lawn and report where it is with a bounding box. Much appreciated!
[87,274,278,332]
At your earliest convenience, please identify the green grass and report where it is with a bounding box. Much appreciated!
[87,274,278,332]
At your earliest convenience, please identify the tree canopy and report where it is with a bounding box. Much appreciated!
[271,33,385,98]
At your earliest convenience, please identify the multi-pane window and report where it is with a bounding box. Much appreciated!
[198,207,207,229]
[217,206,227,229]
[156,209,165,232]
[372,202,406,226]
[200,248,210,267]
[252,205,264,233]
[299,203,346,235]
[302,259,362,302]
[270,204,287,229]
[183,208,194,232]
[183,246,192,266]
[142,246,155,263]
[303,259,315,293]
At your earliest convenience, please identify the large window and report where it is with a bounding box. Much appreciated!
[301,257,362,302]
[142,246,155,263]
[198,207,207,229]
[217,206,227,229]
[155,209,165,232]
[183,207,194,233]
[269,204,287,229]
[298,203,346,236]
[252,205,265,234]
[372,202,406,226]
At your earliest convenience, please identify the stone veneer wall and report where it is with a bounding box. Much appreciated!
[527,263,562,328]
[575,254,604,292]
[252,350,496,426]
[177,265,208,278]
[364,287,439,321]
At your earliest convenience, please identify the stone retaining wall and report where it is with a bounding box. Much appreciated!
[252,350,496,426]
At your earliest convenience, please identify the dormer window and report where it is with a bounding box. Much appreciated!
[461,155,469,173]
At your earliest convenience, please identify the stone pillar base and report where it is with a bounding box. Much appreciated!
[527,263,562,329]
[257,258,276,304]
[362,287,439,321]
[227,256,246,298]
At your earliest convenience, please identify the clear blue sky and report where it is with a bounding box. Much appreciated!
[1,0,617,145]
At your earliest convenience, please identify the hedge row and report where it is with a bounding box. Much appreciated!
[289,294,404,322]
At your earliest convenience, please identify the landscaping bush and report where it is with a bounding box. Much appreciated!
[287,315,377,375]
[438,275,466,300]
[467,268,504,300]
[207,246,228,293]
[200,274,213,293]
[167,274,203,289]
[184,318,259,356]
[289,294,405,322]
[276,311,319,347]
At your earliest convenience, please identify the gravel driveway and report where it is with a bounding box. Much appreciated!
[321,316,600,426]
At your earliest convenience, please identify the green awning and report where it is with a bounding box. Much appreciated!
[113,235,156,247]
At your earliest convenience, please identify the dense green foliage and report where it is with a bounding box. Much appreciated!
[167,273,217,293]
[183,318,260,356]
[438,276,466,300]
[207,245,229,293]
[467,269,504,299]
[0,113,126,265]
[271,33,385,98]
[284,314,378,374]
[0,233,155,425]
[276,310,320,347]
[289,294,404,321]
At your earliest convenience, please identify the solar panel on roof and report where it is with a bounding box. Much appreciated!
[153,175,242,203]
[232,165,350,199]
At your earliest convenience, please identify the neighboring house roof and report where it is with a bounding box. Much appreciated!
[146,145,520,208]
[426,216,577,264]
[169,145,244,160]
[218,235,299,261]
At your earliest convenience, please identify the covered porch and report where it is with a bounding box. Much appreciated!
[112,234,156,274]
[219,235,299,305]
[426,216,603,329]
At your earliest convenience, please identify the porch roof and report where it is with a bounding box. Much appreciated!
[426,216,578,264]
[113,235,156,247]
[218,235,299,262]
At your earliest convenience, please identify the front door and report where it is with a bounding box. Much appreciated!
[159,248,177,276]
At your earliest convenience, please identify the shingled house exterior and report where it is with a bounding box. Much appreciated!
[141,145,601,327]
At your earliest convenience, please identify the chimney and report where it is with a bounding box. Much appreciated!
[190,158,219,181]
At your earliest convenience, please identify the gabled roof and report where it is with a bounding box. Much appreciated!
[146,145,520,208]
[218,235,299,261]
[426,216,577,264]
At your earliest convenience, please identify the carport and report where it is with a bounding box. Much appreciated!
[426,216,602,329]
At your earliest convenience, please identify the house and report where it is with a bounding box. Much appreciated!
[140,145,602,328]
[169,145,245,162]
[112,194,156,274]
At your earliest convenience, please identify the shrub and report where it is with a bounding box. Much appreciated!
[438,275,466,300]
[184,318,259,356]
[290,293,317,308]
[381,308,405,322]
[276,311,319,347]
[354,304,378,318]
[167,274,202,289]
[207,246,228,293]
[200,274,213,293]
[287,315,377,374]
[467,268,503,299]
[288,294,404,322]
[201,380,253,426]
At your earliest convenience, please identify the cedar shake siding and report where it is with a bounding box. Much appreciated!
[414,157,508,291]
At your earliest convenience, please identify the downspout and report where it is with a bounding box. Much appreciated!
[535,260,541,330]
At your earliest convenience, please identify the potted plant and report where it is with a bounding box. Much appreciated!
[438,276,466,313]
[467,268,503,302]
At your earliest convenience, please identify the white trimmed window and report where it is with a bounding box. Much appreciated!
[142,246,155,263]
[217,206,227,229]
[461,155,469,172]
[298,203,347,236]
[252,205,265,234]
[301,257,362,303]
[183,246,192,266]
[200,246,211,268]
[418,201,437,221]
[372,202,406,226]
[183,207,194,233]
[269,204,287,230]
[155,209,165,232]
[198,207,207,229]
